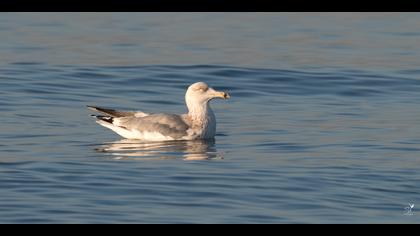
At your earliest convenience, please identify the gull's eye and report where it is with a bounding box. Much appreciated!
[191,83,209,92]
[201,86,208,92]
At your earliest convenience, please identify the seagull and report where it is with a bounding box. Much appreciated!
[88,82,230,141]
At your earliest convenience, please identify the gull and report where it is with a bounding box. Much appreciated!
[88,82,230,141]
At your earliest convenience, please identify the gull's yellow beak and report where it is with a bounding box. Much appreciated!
[214,91,230,100]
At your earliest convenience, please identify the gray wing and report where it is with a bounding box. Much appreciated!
[115,113,191,139]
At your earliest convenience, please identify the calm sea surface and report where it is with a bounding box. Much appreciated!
[1,13,420,223]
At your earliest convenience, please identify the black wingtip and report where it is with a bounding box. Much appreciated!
[91,115,114,124]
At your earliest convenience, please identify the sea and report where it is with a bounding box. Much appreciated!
[0,13,419,223]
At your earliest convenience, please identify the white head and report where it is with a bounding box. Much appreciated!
[185,82,230,112]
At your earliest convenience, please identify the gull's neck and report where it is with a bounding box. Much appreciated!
[185,96,217,139]
[187,102,214,125]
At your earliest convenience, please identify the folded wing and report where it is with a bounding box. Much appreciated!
[114,113,190,140]
[89,105,191,140]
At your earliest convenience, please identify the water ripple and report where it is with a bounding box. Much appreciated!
[1,63,420,223]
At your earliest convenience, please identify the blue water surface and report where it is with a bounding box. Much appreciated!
[0,13,420,223]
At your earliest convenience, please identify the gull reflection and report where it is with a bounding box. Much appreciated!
[95,139,223,161]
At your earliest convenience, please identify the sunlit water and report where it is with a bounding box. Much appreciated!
[1,13,420,223]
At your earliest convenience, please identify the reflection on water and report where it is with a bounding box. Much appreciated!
[95,139,223,161]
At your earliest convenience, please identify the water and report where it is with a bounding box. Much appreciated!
[1,13,420,223]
